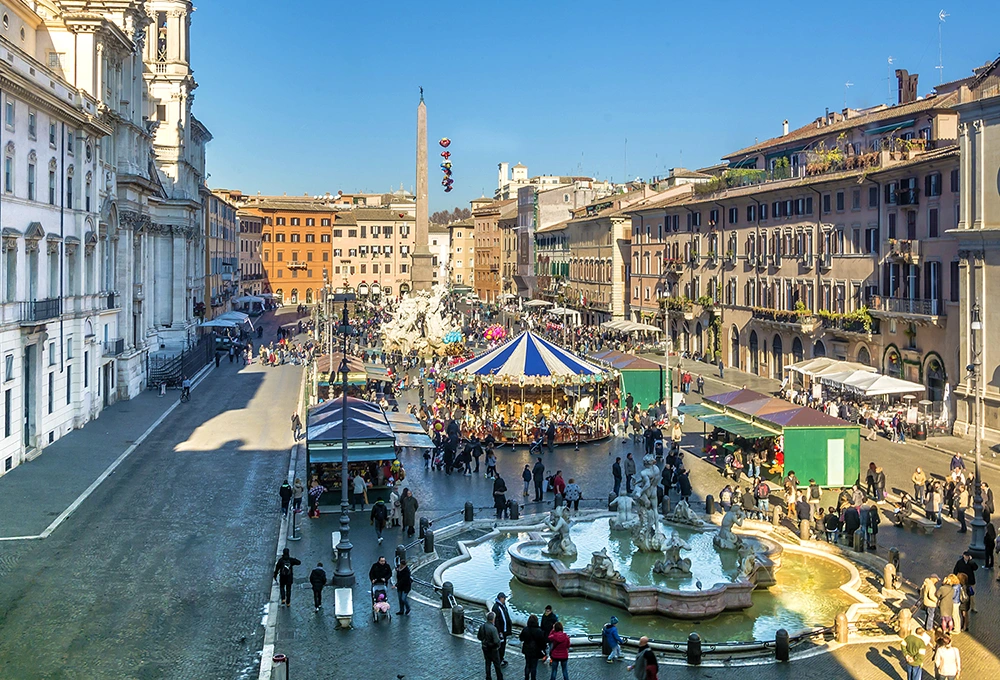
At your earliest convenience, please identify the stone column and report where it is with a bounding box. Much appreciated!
[410,92,434,292]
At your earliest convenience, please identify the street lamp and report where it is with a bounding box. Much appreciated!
[332,291,357,586]
[968,300,986,557]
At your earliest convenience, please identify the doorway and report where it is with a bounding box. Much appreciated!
[103,363,113,407]
[22,345,36,449]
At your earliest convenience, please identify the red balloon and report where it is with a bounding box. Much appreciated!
[440,151,451,158]
[439,138,451,148]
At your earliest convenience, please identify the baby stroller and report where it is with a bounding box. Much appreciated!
[371,585,391,622]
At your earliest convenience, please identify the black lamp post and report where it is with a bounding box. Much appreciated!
[968,301,986,557]
[332,291,357,586]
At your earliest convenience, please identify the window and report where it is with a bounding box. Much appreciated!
[66,172,72,206]
[864,228,879,254]
[307,252,313,262]
[401,264,408,273]
[66,366,71,405]
[85,178,91,211]
[291,251,298,261]
[28,111,36,139]
[929,208,939,238]
[868,186,879,208]
[360,264,366,274]
[925,172,942,198]
[348,229,357,238]
[321,233,330,243]
[835,191,845,212]
[290,218,300,226]
[746,204,756,222]
[3,156,11,194]
[851,189,861,210]
[332,229,342,238]
[321,218,331,226]
[276,251,283,261]
[290,234,300,242]
[322,252,329,261]
[305,233,315,243]
[709,209,719,226]
[66,128,73,153]
[262,233,271,242]
[275,233,285,242]
[276,217,285,225]
[27,162,35,201]
[950,260,960,302]
[805,196,813,215]
[333,249,342,257]
[48,122,56,146]
[48,372,53,414]
[822,194,831,213]
[384,264,391,274]
[728,207,738,225]
[760,203,768,220]
[4,98,13,128]
[4,355,12,382]
[306,218,314,226]
[4,390,9,438]
[950,169,959,193]
[888,212,897,239]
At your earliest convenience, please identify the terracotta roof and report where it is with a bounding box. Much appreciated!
[723,92,959,160]
[622,187,695,214]
[536,219,570,234]
[352,208,414,222]
[447,218,475,228]
[429,224,450,234]
[334,212,357,225]
[241,198,337,212]
[669,167,714,180]
[472,198,516,216]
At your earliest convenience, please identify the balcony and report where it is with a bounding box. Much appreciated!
[662,258,684,276]
[868,295,943,322]
[894,188,919,207]
[751,307,820,334]
[104,291,121,310]
[103,338,125,357]
[886,239,920,264]
[287,261,307,270]
[18,298,61,325]
[819,252,833,270]
[823,314,880,337]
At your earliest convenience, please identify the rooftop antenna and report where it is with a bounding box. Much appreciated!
[937,10,949,83]
[887,56,894,104]
[844,81,854,109]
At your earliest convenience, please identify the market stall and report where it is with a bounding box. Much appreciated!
[589,350,663,410]
[680,388,861,487]
[443,330,617,445]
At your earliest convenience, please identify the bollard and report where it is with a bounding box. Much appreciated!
[835,612,849,643]
[508,501,520,520]
[852,528,865,552]
[554,493,563,508]
[771,505,782,526]
[799,519,811,541]
[420,516,431,539]
[882,563,896,595]
[686,632,702,665]
[705,494,715,515]
[464,502,474,522]
[395,544,407,567]
[608,492,617,511]
[440,581,454,609]
[451,604,465,635]
[272,654,289,680]
[424,528,435,554]
[159,382,167,397]
[897,607,912,638]
[660,496,671,516]
[288,507,301,541]
[774,628,789,662]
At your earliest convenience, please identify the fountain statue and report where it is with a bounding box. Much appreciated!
[380,286,459,358]
[667,499,705,526]
[652,533,692,574]
[609,494,637,531]
[584,548,624,582]
[630,455,669,552]
[714,505,746,551]
[543,507,577,558]
[738,543,757,578]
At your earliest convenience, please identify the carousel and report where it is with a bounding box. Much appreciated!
[442,331,618,446]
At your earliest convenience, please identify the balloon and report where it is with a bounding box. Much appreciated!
[440,151,451,158]
[439,138,451,147]
[444,186,453,192]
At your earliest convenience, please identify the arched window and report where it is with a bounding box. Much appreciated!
[731,325,740,369]
[926,357,946,402]
[305,288,313,304]
[792,336,804,363]
[884,348,901,378]
[813,340,826,358]
[694,322,703,355]
[857,346,871,367]
[749,330,759,375]
[274,288,283,303]
[290,288,299,303]
[772,334,784,378]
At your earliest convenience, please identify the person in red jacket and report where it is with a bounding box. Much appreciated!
[551,471,566,497]
[547,621,571,680]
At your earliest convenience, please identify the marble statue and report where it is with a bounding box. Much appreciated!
[630,455,669,552]
[543,507,577,558]
[583,548,624,581]
[739,544,757,579]
[667,500,704,526]
[652,533,692,574]
[714,505,746,551]
[380,286,458,358]
[609,494,637,531]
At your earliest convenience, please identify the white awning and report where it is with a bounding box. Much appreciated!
[233,295,264,304]
[524,299,552,308]
[200,319,239,328]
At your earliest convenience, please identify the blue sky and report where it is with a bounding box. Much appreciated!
[193,0,997,212]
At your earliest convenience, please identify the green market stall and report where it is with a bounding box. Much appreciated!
[589,350,663,410]
[680,388,860,487]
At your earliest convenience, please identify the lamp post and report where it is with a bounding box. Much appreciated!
[332,291,357,586]
[968,300,986,558]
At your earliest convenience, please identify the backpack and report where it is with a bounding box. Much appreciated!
[373,503,388,521]
[279,560,291,579]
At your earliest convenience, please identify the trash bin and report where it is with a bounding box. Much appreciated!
[914,422,927,441]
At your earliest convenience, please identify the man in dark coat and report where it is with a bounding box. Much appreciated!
[842,505,861,546]
[493,474,508,519]
[491,592,513,667]
[546,421,556,453]
[279,480,293,516]
[400,488,419,537]
[624,453,637,494]
[954,551,980,612]
[308,562,327,612]
[532,458,545,503]
[273,548,301,606]
[612,457,623,497]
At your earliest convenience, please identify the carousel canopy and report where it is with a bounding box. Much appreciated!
[448,331,608,382]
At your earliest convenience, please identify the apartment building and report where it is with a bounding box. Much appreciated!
[205,192,239,316]
[448,218,474,288]
[472,197,514,303]
[429,223,450,284]
[238,210,264,296]
[629,69,963,408]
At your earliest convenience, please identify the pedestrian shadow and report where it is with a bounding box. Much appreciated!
[865,645,903,679]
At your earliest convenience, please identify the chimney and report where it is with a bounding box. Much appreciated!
[782,119,789,136]
[895,69,919,104]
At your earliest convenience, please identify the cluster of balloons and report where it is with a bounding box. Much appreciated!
[483,324,507,342]
[439,138,453,193]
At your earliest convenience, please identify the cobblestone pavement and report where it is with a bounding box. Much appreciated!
[0,309,303,680]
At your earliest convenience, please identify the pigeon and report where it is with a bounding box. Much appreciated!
[695,580,703,590]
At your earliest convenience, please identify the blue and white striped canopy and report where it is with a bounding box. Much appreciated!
[450,331,605,378]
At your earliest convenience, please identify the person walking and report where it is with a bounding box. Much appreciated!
[351,472,367,511]
[532,458,546,503]
[291,411,302,440]
[718,358,725,379]
[624,453,637,494]
[486,449,498,479]
[937,575,959,633]
[519,614,547,680]
[547,621,570,680]
[273,548,301,607]
[865,463,879,500]
[400,488,419,538]
[919,574,939,630]
[370,499,388,544]
[292,478,305,514]
[912,467,927,504]
[522,465,532,497]
[492,592,513,667]
[394,558,412,615]
[602,616,624,663]
[478,612,504,680]
[308,562,327,612]
[900,627,928,680]
[933,635,961,680]
[612,457,623,497]
[279,480,293,516]
[494,474,509,519]
[307,479,325,518]
[628,636,658,680]
[563,479,582,512]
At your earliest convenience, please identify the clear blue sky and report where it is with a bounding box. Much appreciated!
[192,0,997,212]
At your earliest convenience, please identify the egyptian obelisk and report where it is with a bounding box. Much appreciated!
[410,88,434,292]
